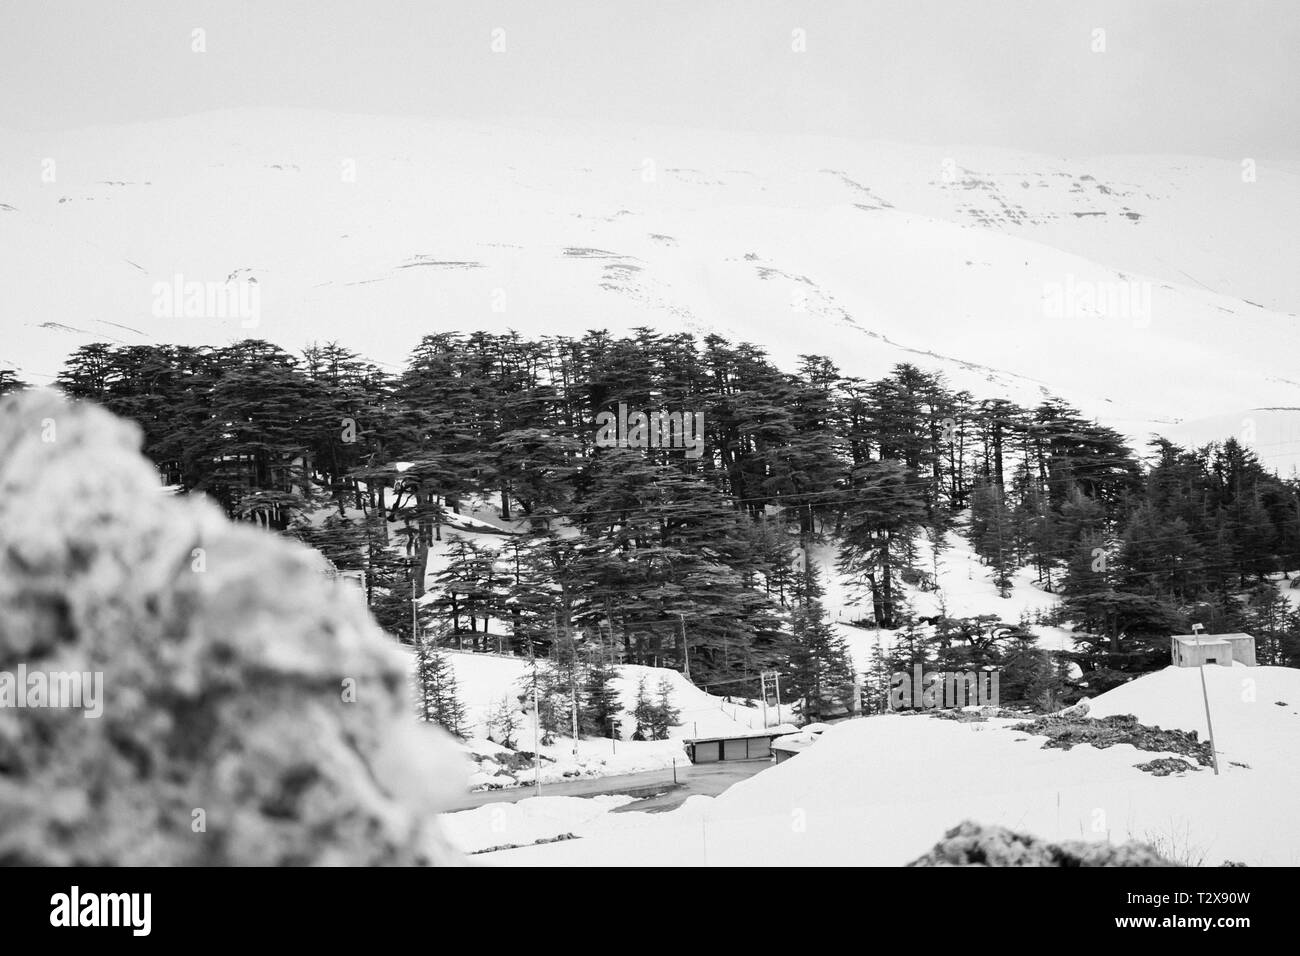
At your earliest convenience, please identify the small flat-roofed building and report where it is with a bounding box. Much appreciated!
[682,725,799,764]
[772,735,813,764]
[1171,632,1256,668]
[770,725,832,764]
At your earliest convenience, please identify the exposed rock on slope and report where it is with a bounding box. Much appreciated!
[0,390,465,865]
[1012,713,1214,767]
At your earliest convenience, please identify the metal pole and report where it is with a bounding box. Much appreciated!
[680,613,690,680]
[571,674,579,755]
[532,690,541,793]
[1193,624,1220,776]
[566,620,579,756]
[411,562,419,645]
[774,672,783,726]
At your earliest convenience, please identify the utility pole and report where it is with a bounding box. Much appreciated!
[410,560,420,647]
[559,612,578,756]
[571,678,579,755]
[679,613,690,681]
[532,689,542,793]
[1192,623,1220,776]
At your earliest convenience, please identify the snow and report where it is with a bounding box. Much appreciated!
[5,110,1299,472]
[1087,664,1300,768]
[441,795,637,855]
[474,665,1300,866]
[436,649,776,789]
[807,519,1075,671]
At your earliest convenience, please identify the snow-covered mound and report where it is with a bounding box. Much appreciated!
[477,665,1300,865]
[441,795,636,855]
[4,110,1299,467]
[1088,664,1300,767]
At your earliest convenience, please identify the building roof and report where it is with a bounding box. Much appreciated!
[772,737,814,754]
[772,730,825,753]
[683,724,798,745]
[1172,632,1253,646]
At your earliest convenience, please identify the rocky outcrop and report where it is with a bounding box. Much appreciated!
[0,390,465,865]
[907,821,1176,867]
[1012,712,1214,766]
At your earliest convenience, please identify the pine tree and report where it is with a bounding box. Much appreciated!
[652,676,680,740]
[837,459,926,628]
[631,677,655,740]
[414,644,467,736]
[860,640,893,715]
[581,659,623,737]
[969,480,1016,597]
[784,584,857,721]
[487,695,523,749]
[518,658,565,745]
[0,369,26,396]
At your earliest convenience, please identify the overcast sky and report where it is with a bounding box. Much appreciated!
[0,0,1295,157]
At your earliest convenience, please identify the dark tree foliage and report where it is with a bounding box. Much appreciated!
[52,336,1300,698]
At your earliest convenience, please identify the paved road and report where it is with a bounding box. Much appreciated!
[445,758,772,813]
[611,759,771,813]
[445,765,689,812]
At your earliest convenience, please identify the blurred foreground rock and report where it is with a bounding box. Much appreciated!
[0,390,465,865]
[908,821,1176,866]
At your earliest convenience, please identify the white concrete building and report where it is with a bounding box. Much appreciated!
[1171,632,1256,668]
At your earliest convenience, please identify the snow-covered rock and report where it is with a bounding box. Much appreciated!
[0,390,466,865]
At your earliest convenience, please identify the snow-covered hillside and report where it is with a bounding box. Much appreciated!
[467,665,1300,866]
[4,110,1299,470]
[809,520,1075,671]
[442,649,785,790]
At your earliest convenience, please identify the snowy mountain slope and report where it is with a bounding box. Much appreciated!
[3,109,1298,466]
[475,666,1300,866]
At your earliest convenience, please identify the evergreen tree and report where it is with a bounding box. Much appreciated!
[487,695,523,749]
[837,460,926,628]
[784,571,857,721]
[631,677,656,740]
[969,480,1016,597]
[518,658,565,745]
[414,644,467,736]
[580,659,623,737]
[652,676,680,740]
[0,369,26,396]
[860,640,893,715]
